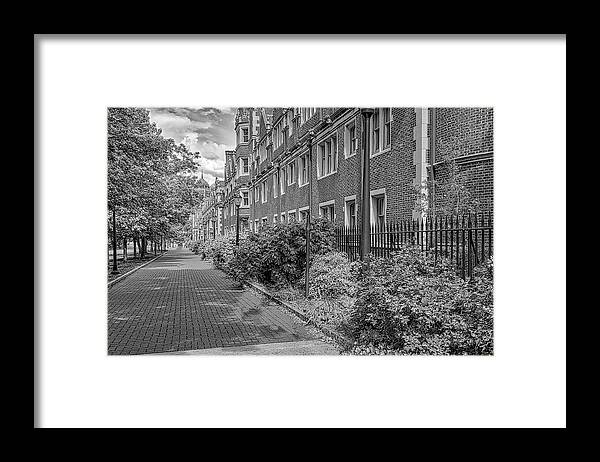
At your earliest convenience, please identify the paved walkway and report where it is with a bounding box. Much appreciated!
[108,248,338,355]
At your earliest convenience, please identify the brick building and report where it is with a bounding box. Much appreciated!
[239,107,492,231]
[220,109,254,237]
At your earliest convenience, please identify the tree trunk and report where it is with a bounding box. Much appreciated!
[133,237,137,259]
[123,238,128,261]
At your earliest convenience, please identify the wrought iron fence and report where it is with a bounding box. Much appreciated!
[334,212,493,279]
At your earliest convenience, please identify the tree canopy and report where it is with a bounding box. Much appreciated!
[107,108,203,243]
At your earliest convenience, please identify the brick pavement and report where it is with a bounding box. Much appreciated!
[108,248,336,355]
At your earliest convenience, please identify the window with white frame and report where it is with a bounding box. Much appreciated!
[261,217,268,226]
[318,136,337,178]
[241,157,249,175]
[242,127,249,143]
[273,171,279,198]
[371,191,386,228]
[261,181,267,203]
[242,191,249,206]
[281,212,285,222]
[345,198,357,228]
[273,214,278,223]
[280,168,286,195]
[371,108,392,156]
[299,209,309,222]
[287,211,296,223]
[254,219,259,231]
[344,121,357,157]
[372,110,381,154]
[259,139,267,163]
[319,202,335,221]
[383,108,391,149]
[288,161,296,185]
[299,154,309,186]
[254,186,259,203]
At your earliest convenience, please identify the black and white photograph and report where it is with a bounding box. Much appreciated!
[36,35,566,428]
[107,107,494,356]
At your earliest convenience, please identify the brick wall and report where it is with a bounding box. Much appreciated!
[431,107,494,214]
[243,107,493,231]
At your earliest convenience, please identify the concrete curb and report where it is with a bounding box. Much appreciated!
[245,281,353,349]
[107,252,166,289]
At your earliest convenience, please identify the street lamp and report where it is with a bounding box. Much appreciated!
[234,192,242,246]
[211,208,216,240]
[111,207,120,274]
[360,108,375,267]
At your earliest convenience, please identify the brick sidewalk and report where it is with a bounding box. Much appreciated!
[108,248,337,355]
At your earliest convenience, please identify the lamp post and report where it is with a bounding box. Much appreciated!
[111,207,120,274]
[234,192,242,246]
[304,130,315,298]
[211,209,216,240]
[360,108,374,267]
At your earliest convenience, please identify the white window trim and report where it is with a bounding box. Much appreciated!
[241,190,250,208]
[287,162,296,186]
[273,172,278,198]
[261,181,268,203]
[316,135,339,179]
[344,195,357,228]
[369,188,387,226]
[298,153,310,187]
[273,214,278,223]
[370,108,393,159]
[344,121,358,159]
[318,199,336,221]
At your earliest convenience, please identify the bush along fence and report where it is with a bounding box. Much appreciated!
[334,212,493,280]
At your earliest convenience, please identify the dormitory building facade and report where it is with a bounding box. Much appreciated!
[214,107,492,238]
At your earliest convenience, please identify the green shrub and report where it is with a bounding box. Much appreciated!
[304,251,361,328]
[348,245,493,355]
[227,218,335,287]
[205,235,236,271]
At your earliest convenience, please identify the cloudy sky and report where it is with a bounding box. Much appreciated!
[148,107,236,184]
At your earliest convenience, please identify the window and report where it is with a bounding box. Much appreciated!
[299,154,309,186]
[254,186,260,203]
[372,110,380,153]
[318,136,337,178]
[345,122,357,157]
[383,108,391,148]
[280,168,286,195]
[287,211,296,223]
[281,212,285,222]
[259,140,267,163]
[273,214,278,223]
[241,158,249,175]
[345,199,356,228]
[261,217,268,227]
[288,161,296,185]
[371,193,386,228]
[300,107,316,124]
[273,171,279,198]
[261,181,267,203]
[299,210,309,222]
[242,127,249,143]
[254,219,259,231]
[319,203,335,221]
[242,191,249,207]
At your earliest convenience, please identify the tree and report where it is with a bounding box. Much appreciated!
[107,108,201,263]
